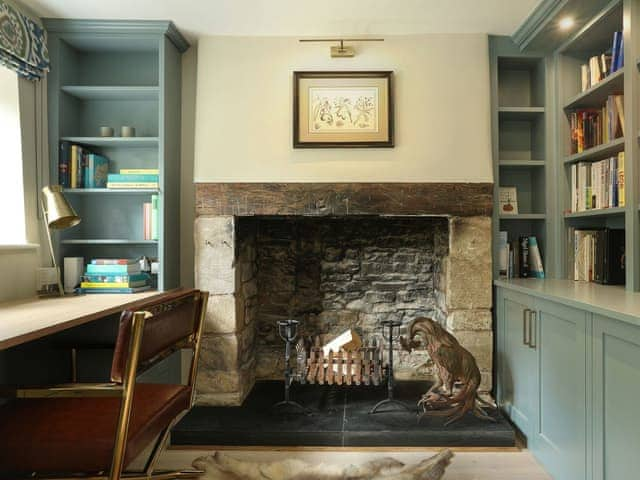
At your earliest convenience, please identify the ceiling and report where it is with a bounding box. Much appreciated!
[25,0,543,41]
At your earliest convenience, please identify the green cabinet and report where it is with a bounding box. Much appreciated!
[592,315,640,480]
[533,299,588,480]
[496,287,623,480]
[496,289,538,437]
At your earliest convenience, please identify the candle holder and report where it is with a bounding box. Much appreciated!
[369,319,412,414]
[272,319,308,413]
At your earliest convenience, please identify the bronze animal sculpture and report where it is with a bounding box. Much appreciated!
[400,317,494,425]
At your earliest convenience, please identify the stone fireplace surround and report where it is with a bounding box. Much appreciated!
[194,183,493,406]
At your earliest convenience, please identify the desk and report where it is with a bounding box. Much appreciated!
[0,291,169,350]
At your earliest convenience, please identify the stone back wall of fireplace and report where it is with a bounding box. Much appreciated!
[240,217,449,380]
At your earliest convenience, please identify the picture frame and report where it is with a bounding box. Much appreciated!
[499,187,519,215]
[293,71,394,148]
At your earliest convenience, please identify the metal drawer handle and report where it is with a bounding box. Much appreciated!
[523,308,530,346]
[529,311,536,349]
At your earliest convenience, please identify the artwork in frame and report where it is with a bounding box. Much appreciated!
[293,71,394,148]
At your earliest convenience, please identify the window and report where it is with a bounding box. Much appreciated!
[0,66,26,245]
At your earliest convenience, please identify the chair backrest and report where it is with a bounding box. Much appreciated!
[110,289,206,384]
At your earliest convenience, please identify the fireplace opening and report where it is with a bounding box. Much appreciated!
[237,216,450,382]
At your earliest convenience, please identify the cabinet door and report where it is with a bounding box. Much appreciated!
[497,289,537,437]
[592,315,640,480]
[533,299,588,480]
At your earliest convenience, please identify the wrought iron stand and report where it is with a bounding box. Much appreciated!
[272,319,308,413]
[369,320,412,414]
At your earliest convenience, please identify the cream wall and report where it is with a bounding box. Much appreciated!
[194,34,493,183]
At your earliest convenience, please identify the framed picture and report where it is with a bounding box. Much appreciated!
[293,71,394,148]
[499,187,519,215]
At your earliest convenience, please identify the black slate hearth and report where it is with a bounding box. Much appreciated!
[172,381,516,447]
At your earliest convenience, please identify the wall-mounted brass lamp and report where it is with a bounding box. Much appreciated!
[299,38,384,57]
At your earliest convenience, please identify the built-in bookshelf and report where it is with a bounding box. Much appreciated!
[492,0,640,291]
[490,37,549,279]
[43,19,189,291]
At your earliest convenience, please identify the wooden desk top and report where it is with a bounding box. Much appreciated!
[0,291,169,350]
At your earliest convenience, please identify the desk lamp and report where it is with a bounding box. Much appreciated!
[41,185,81,296]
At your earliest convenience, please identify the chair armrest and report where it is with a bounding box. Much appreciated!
[2,383,123,398]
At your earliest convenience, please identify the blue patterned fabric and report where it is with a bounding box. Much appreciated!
[0,1,49,80]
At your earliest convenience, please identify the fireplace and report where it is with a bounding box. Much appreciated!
[193,183,493,406]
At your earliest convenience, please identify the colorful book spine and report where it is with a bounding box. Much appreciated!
[618,151,625,207]
[91,258,137,265]
[143,202,152,240]
[151,194,159,240]
[107,174,159,183]
[86,264,141,274]
[84,154,109,188]
[120,169,159,175]
[82,273,149,283]
[70,145,78,188]
[81,281,149,289]
[528,236,545,279]
[611,31,622,73]
[107,182,159,189]
[59,141,71,187]
[79,286,152,294]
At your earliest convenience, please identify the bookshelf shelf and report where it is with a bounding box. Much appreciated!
[60,137,159,148]
[499,160,546,167]
[563,137,625,164]
[498,106,545,120]
[65,188,159,194]
[60,239,159,245]
[60,85,159,100]
[564,207,626,219]
[499,213,546,220]
[563,69,624,110]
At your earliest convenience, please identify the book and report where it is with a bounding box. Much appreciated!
[519,236,530,278]
[618,152,625,206]
[528,236,545,279]
[107,174,159,183]
[84,154,109,188]
[59,141,71,187]
[143,202,152,240]
[120,169,159,175]
[79,285,152,294]
[82,273,150,283]
[107,182,159,189]
[151,194,159,240]
[81,280,150,289]
[86,263,142,274]
[611,31,622,73]
[70,145,79,188]
[499,187,518,215]
[498,231,509,278]
[574,229,624,285]
[571,157,621,212]
[91,258,138,265]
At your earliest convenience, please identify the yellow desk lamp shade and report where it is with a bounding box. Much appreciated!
[42,185,81,229]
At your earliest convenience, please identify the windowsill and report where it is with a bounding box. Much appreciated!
[0,243,39,253]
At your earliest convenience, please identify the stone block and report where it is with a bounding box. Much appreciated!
[195,216,235,295]
[446,309,492,331]
[199,333,241,371]
[204,294,239,334]
[448,216,492,261]
[444,256,492,310]
[195,362,255,406]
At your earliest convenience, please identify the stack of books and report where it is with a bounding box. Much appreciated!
[570,152,624,213]
[107,169,159,189]
[568,95,624,154]
[59,141,109,188]
[579,31,623,92]
[79,259,152,293]
[498,232,544,279]
[570,229,625,285]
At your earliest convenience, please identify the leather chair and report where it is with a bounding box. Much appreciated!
[0,288,209,479]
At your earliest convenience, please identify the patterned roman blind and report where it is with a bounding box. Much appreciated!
[0,0,49,80]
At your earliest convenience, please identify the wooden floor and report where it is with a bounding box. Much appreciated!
[157,447,552,479]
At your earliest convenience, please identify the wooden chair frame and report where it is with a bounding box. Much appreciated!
[6,290,209,480]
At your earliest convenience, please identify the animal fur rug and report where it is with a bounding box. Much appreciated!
[192,449,453,480]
